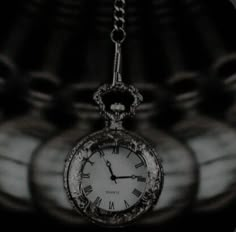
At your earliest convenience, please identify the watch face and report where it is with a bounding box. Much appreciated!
[81,146,148,212]
[64,129,163,227]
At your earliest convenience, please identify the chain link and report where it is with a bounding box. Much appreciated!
[111,0,126,44]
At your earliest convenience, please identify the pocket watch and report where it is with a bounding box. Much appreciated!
[64,0,164,227]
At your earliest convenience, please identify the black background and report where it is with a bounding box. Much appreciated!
[0,0,236,231]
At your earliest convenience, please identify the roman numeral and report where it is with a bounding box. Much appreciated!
[137,176,146,183]
[84,185,93,196]
[93,197,102,207]
[82,173,90,179]
[112,146,119,154]
[109,201,115,210]
[132,189,142,198]
[99,150,105,158]
[124,200,130,209]
[127,151,132,158]
[135,161,144,169]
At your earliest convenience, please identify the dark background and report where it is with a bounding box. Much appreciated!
[0,0,236,231]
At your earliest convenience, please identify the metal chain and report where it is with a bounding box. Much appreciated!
[93,0,143,123]
[111,0,127,85]
[111,0,126,44]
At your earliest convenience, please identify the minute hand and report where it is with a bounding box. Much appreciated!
[115,175,139,180]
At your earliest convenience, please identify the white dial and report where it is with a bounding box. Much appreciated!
[81,146,148,212]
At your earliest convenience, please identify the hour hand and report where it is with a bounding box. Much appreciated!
[106,160,117,184]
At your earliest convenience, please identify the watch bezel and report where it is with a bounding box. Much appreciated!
[64,129,164,227]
